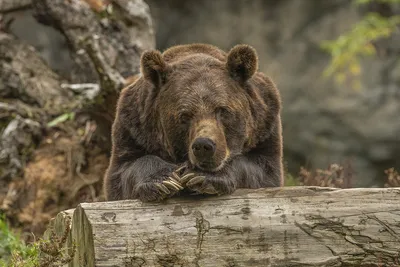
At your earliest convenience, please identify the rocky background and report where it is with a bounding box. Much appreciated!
[147,0,400,188]
[0,0,399,240]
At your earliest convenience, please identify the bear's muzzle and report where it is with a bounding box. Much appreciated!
[189,118,228,172]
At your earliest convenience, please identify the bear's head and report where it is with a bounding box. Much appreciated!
[140,44,277,172]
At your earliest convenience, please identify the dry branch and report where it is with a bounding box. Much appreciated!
[45,186,400,267]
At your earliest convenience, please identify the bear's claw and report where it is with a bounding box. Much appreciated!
[155,183,170,195]
[182,175,219,195]
[153,166,225,198]
[175,165,187,175]
[200,184,218,195]
[187,179,218,195]
[180,173,197,185]
[152,175,185,200]
[186,176,206,187]
[163,178,183,191]
[170,172,181,182]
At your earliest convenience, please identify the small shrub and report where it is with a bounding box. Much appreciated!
[298,163,353,188]
[0,215,39,266]
[321,0,400,89]
[0,215,75,267]
[384,168,400,187]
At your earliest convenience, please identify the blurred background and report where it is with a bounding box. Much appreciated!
[0,0,399,263]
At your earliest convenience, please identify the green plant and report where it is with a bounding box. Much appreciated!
[0,215,76,267]
[0,215,39,266]
[321,0,400,89]
[298,164,351,188]
[46,112,75,128]
[284,173,300,186]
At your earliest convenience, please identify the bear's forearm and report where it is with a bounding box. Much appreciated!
[227,155,282,188]
[105,155,178,200]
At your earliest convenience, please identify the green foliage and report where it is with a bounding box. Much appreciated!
[284,172,300,186]
[46,112,75,128]
[0,215,39,267]
[321,0,400,89]
[355,0,400,4]
[0,215,75,267]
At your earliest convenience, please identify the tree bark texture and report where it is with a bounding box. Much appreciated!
[45,186,400,267]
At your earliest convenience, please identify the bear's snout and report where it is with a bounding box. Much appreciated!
[188,118,228,172]
[192,138,216,161]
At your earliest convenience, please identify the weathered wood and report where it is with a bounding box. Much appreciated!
[47,186,400,266]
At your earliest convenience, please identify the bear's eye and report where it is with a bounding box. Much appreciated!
[216,107,232,121]
[178,113,192,125]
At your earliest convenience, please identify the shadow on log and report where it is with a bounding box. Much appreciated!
[44,186,400,266]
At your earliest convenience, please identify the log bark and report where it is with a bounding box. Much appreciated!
[45,186,400,267]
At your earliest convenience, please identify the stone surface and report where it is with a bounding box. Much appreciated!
[0,0,155,180]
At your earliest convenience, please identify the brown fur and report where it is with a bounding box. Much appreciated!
[104,43,283,201]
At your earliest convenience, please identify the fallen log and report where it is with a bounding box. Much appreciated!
[44,186,400,266]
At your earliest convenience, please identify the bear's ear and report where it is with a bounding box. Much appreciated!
[140,50,169,87]
[226,44,258,82]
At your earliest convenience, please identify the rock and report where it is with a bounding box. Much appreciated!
[0,0,155,206]
[0,116,41,180]
[0,33,74,115]
[146,0,400,187]
[0,0,31,12]
[32,0,155,82]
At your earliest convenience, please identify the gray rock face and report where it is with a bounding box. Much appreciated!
[0,0,155,180]
[146,0,400,186]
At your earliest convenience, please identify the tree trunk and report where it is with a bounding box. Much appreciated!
[44,186,400,267]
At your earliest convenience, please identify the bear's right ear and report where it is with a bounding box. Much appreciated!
[226,44,258,83]
[140,50,169,87]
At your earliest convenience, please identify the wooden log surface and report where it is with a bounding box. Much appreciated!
[45,186,400,267]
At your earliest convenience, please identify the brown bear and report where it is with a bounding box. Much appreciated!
[104,43,283,202]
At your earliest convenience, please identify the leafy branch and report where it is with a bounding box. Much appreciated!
[321,0,400,89]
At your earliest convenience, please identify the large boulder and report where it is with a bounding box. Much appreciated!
[0,0,155,236]
[146,0,400,187]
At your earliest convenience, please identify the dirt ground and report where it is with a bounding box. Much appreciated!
[0,117,108,242]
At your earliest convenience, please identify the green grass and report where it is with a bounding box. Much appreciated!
[0,215,76,267]
[0,215,39,267]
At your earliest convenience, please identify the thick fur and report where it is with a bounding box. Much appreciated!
[104,43,283,201]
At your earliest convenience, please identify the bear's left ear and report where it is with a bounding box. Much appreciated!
[226,44,258,83]
[140,50,169,87]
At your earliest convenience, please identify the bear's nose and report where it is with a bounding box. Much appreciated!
[192,138,216,160]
